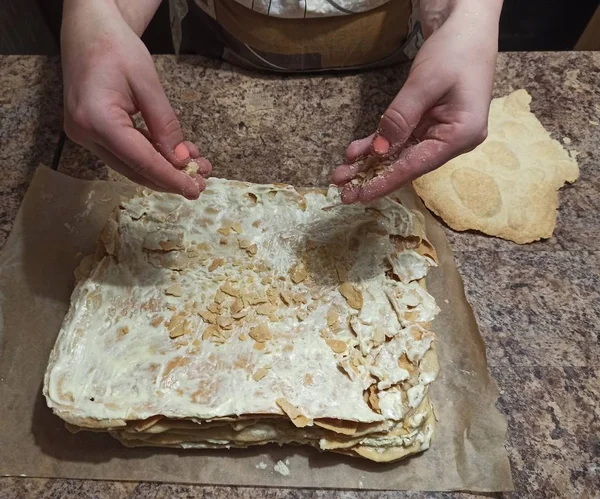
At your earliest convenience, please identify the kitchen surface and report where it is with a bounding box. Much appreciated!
[0,51,599,497]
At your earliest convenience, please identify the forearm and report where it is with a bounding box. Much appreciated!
[419,0,504,38]
[62,0,161,38]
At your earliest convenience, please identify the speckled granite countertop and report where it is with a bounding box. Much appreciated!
[1,53,599,498]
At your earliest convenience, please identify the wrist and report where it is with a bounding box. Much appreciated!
[62,0,160,38]
[452,0,504,26]
[451,0,503,55]
[114,0,162,37]
[419,0,504,38]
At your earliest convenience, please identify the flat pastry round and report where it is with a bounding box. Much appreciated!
[413,89,579,244]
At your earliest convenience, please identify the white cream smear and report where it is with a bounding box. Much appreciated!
[44,178,440,461]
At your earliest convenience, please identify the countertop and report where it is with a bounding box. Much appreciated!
[0,52,598,498]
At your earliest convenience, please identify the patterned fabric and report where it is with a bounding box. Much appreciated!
[192,0,390,18]
[169,0,423,72]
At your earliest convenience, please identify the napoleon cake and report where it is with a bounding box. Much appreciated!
[44,178,440,462]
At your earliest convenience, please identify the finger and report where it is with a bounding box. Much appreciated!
[129,69,191,167]
[138,128,211,176]
[340,183,360,204]
[89,143,172,193]
[191,173,207,192]
[95,109,202,199]
[348,139,453,203]
[193,156,213,177]
[136,126,152,142]
[344,134,374,164]
[377,76,448,155]
[331,162,365,187]
[181,161,209,190]
[187,143,213,178]
[137,125,175,160]
[331,155,378,186]
[412,118,436,141]
[184,141,200,159]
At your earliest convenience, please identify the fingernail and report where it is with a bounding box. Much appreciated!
[184,189,200,200]
[372,136,390,156]
[341,186,359,205]
[174,142,189,161]
[181,178,200,200]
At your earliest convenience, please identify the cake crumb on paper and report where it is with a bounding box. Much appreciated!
[255,461,268,470]
[274,460,290,476]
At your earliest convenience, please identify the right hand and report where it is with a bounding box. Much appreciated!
[331,0,501,204]
[61,0,211,199]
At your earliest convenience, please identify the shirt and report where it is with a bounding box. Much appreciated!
[169,0,423,71]
[193,0,391,18]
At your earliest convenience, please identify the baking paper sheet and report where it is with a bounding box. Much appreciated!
[0,167,512,491]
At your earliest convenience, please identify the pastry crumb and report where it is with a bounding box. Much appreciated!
[273,460,290,476]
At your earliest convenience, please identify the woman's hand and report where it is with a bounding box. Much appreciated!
[61,0,211,198]
[332,0,503,204]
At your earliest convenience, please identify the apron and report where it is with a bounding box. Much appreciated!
[169,0,423,71]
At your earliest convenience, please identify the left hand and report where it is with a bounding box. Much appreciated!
[61,0,211,198]
[332,0,502,204]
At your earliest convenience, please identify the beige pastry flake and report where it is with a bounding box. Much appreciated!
[413,89,579,244]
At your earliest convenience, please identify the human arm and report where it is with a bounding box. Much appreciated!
[61,0,211,198]
[332,0,504,203]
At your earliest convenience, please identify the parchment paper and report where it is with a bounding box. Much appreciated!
[0,167,513,491]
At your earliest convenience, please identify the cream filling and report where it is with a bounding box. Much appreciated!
[44,178,440,461]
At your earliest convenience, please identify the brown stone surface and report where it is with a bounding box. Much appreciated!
[0,56,63,247]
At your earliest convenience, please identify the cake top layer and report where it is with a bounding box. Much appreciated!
[44,179,439,431]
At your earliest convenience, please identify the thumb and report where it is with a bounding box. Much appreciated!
[376,73,447,155]
[131,70,190,167]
